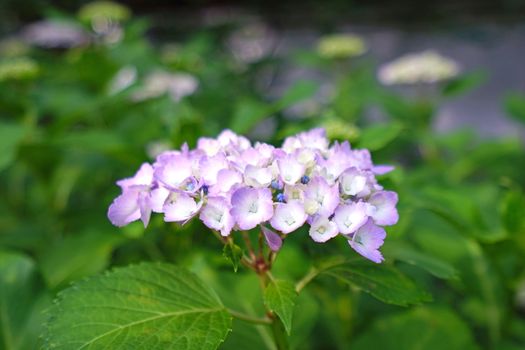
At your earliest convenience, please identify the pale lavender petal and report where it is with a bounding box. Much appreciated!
[369,191,399,226]
[209,168,243,195]
[199,153,229,185]
[138,191,151,227]
[117,163,153,189]
[348,219,386,263]
[197,137,220,156]
[149,186,170,212]
[199,196,234,236]
[277,154,305,185]
[244,165,273,188]
[372,165,395,175]
[309,216,339,243]
[163,192,200,222]
[108,190,140,227]
[230,187,274,230]
[154,154,193,189]
[261,226,282,252]
[270,202,307,234]
[304,177,339,217]
[339,167,371,197]
[333,202,369,235]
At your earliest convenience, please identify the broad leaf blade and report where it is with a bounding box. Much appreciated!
[322,260,431,306]
[44,263,232,350]
[263,280,297,334]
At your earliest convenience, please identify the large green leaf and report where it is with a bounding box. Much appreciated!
[43,263,232,350]
[0,251,50,350]
[321,260,431,306]
[263,280,297,335]
[351,307,479,350]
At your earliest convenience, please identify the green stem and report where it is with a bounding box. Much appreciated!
[295,267,319,293]
[227,308,272,325]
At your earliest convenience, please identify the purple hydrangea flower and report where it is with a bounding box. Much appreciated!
[108,128,399,263]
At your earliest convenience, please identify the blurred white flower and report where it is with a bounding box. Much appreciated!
[108,65,137,95]
[378,50,460,85]
[21,20,90,49]
[227,22,276,64]
[132,71,199,102]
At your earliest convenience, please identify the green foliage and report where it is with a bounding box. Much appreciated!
[0,251,50,350]
[504,92,525,124]
[0,4,523,349]
[223,241,243,272]
[351,307,479,350]
[321,260,432,306]
[43,263,232,350]
[264,280,297,334]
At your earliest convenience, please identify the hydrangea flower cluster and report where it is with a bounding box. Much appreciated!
[108,129,398,263]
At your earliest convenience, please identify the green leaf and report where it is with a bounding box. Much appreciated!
[500,189,525,236]
[358,122,403,151]
[263,280,297,334]
[274,80,318,110]
[44,263,232,350]
[0,250,50,350]
[0,122,26,172]
[38,231,125,289]
[504,92,525,124]
[442,71,486,97]
[322,260,431,306]
[383,241,458,279]
[230,99,270,134]
[351,307,479,350]
[223,242,243,272]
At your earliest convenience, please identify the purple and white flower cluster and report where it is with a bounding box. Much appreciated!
[108,128,398,263]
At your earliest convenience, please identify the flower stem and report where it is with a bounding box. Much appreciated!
[295,267,319,293]
[227,308,272,325]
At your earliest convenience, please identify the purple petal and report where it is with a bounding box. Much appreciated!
[270,202,307,234]
[107,190,141,227]
[369,191,399,226]
[199,196,234,236]
[333,202,369,235]
[163,192,201,222]
[117,163,153,189]
[309,216,339,243]
[372,165,395,175]
[348,219,386,263]
[230,187,274,230]
[261,226,283,252]
[154,154,193,189]
[304,177,339,217]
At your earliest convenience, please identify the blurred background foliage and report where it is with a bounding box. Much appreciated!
[1,1,525,349]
